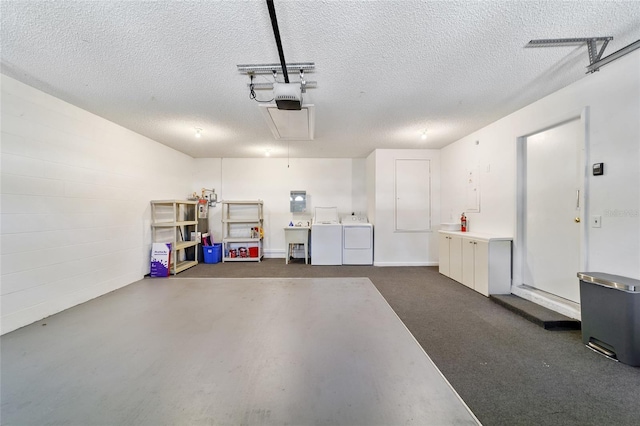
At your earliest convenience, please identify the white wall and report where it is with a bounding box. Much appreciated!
[441,51,640,282]
[367,149,441,266]
[1,75,195,334]
[193,157,367,257]
[366,151,376,225]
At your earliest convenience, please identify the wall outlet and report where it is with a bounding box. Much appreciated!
[592,215,602,228]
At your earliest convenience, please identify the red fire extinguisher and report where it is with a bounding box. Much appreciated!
[461,213,467,232]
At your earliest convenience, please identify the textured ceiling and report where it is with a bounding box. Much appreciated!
[2,1,640,158]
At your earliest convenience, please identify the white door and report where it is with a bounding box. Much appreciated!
[523,119,584,303]
[449,235,463,283]
[473,241,489,297]
[439,234,450,276]
[461,239,476,289]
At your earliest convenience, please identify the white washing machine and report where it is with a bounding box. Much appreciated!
[342,215,373,265]
[311,207,343,265]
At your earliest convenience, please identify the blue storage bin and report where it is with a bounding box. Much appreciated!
[203,243,222,264]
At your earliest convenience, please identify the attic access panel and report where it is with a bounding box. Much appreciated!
[259,104,315,140]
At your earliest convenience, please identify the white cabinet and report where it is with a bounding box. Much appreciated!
[439,231,511,296]
[462,238,490,294]
[438,234,450,276]
[151,200,199,274]
[439,233,462,282]
[222,200,264,262]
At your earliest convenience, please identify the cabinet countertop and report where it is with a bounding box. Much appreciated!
[438,230,512,242]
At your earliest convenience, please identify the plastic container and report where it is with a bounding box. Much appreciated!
[203,243,222,264]
[578,272,640,366]
[249,246,259,258]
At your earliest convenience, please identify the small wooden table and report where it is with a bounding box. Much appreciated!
[284,226,310,264]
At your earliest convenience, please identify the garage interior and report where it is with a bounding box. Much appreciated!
[2,2,639,425]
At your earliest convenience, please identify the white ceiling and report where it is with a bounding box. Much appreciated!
[2,1,639,159]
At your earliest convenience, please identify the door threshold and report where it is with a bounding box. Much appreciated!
[511,284,581,320]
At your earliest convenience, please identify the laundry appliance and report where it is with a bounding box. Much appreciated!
[311,207,342,265]
[342,215,373,265]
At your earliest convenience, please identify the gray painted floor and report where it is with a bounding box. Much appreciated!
[1,277,479,425]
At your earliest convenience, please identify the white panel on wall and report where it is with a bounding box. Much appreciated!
[372,150,440,267]
[395,159,431,231]
[465,166,480,212]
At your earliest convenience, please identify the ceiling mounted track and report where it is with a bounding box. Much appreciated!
[238,63,317,91]
[266,0,290,83]
[246,80,317,91]
[237,1,316,96]
[237,62,315,74]
[238,0,316,117]
[526,36,640,73]
[586,39,640,73]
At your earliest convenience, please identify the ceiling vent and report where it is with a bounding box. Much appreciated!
[259,104,315,140]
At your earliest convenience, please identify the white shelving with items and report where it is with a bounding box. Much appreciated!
[222,200,264,262]
[151,200,198,274]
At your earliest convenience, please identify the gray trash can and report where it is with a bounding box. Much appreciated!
[578,272,640,366]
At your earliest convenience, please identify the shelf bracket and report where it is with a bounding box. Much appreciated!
[525,36,618,73]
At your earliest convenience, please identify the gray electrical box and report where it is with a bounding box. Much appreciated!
[578,272,640,366]
[290,191,306,213]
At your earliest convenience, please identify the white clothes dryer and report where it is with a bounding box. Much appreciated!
[342,215,373,265]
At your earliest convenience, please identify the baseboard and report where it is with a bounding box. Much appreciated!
[263,252,438,267]
[374,261,438,267]
[263,249,285,259]
[511,285,581,320]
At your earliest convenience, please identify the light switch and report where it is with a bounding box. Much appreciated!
[592,215,602,228]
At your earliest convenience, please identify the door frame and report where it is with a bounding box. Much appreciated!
[513,107,590,311]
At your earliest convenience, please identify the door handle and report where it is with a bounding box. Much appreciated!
[575,217,581,223]
[576,190,580,210]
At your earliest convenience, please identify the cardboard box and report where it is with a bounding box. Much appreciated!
[150,243,171,277]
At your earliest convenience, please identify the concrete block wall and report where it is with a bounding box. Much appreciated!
[1,75,194,334]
